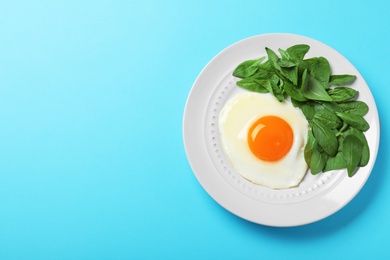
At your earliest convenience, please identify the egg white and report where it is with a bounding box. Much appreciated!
[219,92,309,189]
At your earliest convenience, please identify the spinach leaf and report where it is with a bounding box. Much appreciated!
[292,100,315,120]
[281,66,299,85]
[302,57,318,70]
[329,74,356,86]
[324,151,347,172]
[310,149,328,175]
[327,87,358,102]
[301,69,333,101]
[257,79,274,94]
[313,105,342,129]
[251,69,272,80]
[232,57,265,78]
[284,81,307,102]
[311,118,339,156]
[343,128,370,167]
[236,78,269,93]
[339,101,369,116]
[338,122,349,134]
[360,136,370,167]
[278,48,290,60]
[307,57,331,89]
[286,44,310,60]
[260,60,272,70]
[342,134,363,177]
[336,112,370,131]
[270,78,286,101]
[304,129,316,165]
[277,59,296,68]
[265,47,282,72]
[321,102,342,113]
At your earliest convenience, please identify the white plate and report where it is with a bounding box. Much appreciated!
[183,33,380,227]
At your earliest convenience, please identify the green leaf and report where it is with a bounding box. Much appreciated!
[236,78,269,93]
[307,57,331,89]
[281,66,299,85]
[360,135,370,167]
[342,135,363,177]
[286,44,310,60]
[269,78,286,101]
[251,69,273,80]
[324,151,347,172]
[300,102,316,120]
[343,128,370,167]
[321,102,342,113]
[311,118,339,156]
[336,112,370,132]
[277,59,296,68]
[265,47,282,71]
[310,149,328,175]
[301,69,333,101]
[338,122,349,134]
[327,87,358,102]
[283,81,307,102]
[302,57,318,69]
[259,60,272,70]
[339,101,369,116]
[257,79,274,94]
[304,130,316,166]
[233,57,265,78]
[329,74,356,86]
[292,100,315,120]
[278,48,290,60]
[313,104,342,129]
[266,47,299,85]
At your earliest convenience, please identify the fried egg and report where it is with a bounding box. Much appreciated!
[219,92,309,189]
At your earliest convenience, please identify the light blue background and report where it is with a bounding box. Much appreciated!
[0,0,389,259]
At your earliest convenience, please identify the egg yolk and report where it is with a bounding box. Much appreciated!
[247,116,293,162]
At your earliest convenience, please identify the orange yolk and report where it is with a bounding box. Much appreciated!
[247,116,293,162]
